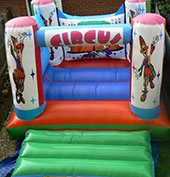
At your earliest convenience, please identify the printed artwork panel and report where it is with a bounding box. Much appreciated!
[45,27,124,47]
[34,2,64,65]
[64,45,126,61]
[125,1,146,24]
[131,23,165,109]
[59,13,127,60]
[59,14,125,26]
[34,3,58,26]
[5,26,40,110]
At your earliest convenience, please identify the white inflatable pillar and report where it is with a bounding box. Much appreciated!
[125,0,146,24]
[131,13,166,119]
[31,0,64,65]
[5,17,46,120]
[54,0,63,11]
[32,0,59,26]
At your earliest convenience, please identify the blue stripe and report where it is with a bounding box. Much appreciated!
[44,80,130,100]
[14,102,46,120]
[40,47,49,75]
[36,29,46,46]
[32,14,44,28]
[130,104,161,120]
[44,66,130,82]
[37,24,131,33]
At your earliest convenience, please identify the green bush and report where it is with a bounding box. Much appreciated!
[155,0,170,17]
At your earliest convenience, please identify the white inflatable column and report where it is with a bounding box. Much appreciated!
[5,17,46,120]
[31,0,64,65]
[131,13,165,119]
[125,0,146,24]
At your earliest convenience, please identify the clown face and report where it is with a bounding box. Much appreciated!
[139,35,149,58]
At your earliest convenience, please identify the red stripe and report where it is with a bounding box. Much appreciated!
[7,101,170,128]
[55,59,130,69]
[130,21,135,103]
[110,33,122,44]
[33,24,44,106]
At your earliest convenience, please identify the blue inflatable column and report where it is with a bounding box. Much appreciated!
[130,13,166,119]
[125,0,146,24]
[32,0,64,66]
[5,17,46,120]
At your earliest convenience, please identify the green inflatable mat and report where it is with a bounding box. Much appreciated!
[12,130,155,177]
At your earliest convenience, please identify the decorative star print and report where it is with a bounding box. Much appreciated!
[137,4,145,14]
[134,31,137,37]
[159,31,163,40]
[132,94,135,100]
[153,98,157,105]
[141,7,145,13]
[132,64,136,72]
[30,97,36,104]
[8,40,11,48]
[27,31,32,39]
[30,69,35,79]
[157,71,160,79]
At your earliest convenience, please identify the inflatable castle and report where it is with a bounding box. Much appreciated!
[4,0,170,176]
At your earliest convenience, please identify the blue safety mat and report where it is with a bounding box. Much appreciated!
[0,142,21,177]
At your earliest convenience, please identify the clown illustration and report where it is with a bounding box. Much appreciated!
[40,13,52,26]
[10,33,28,104]
[128,10,135,24]
[136,35,159,102]
[40,10,55,61]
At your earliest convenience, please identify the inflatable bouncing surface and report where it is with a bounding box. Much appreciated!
[4,0,170,141]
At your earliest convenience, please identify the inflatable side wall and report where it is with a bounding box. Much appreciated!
[130,13,165,119]
[5,17,46,120]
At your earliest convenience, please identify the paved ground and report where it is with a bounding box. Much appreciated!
[0,114,16,162]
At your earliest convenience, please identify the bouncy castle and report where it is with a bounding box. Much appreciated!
[4,0,170,176]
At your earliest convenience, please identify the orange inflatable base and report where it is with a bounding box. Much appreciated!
[7,100,170,141]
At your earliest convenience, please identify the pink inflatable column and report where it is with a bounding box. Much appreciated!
[131,13,166,119]
[5,17,46,120]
